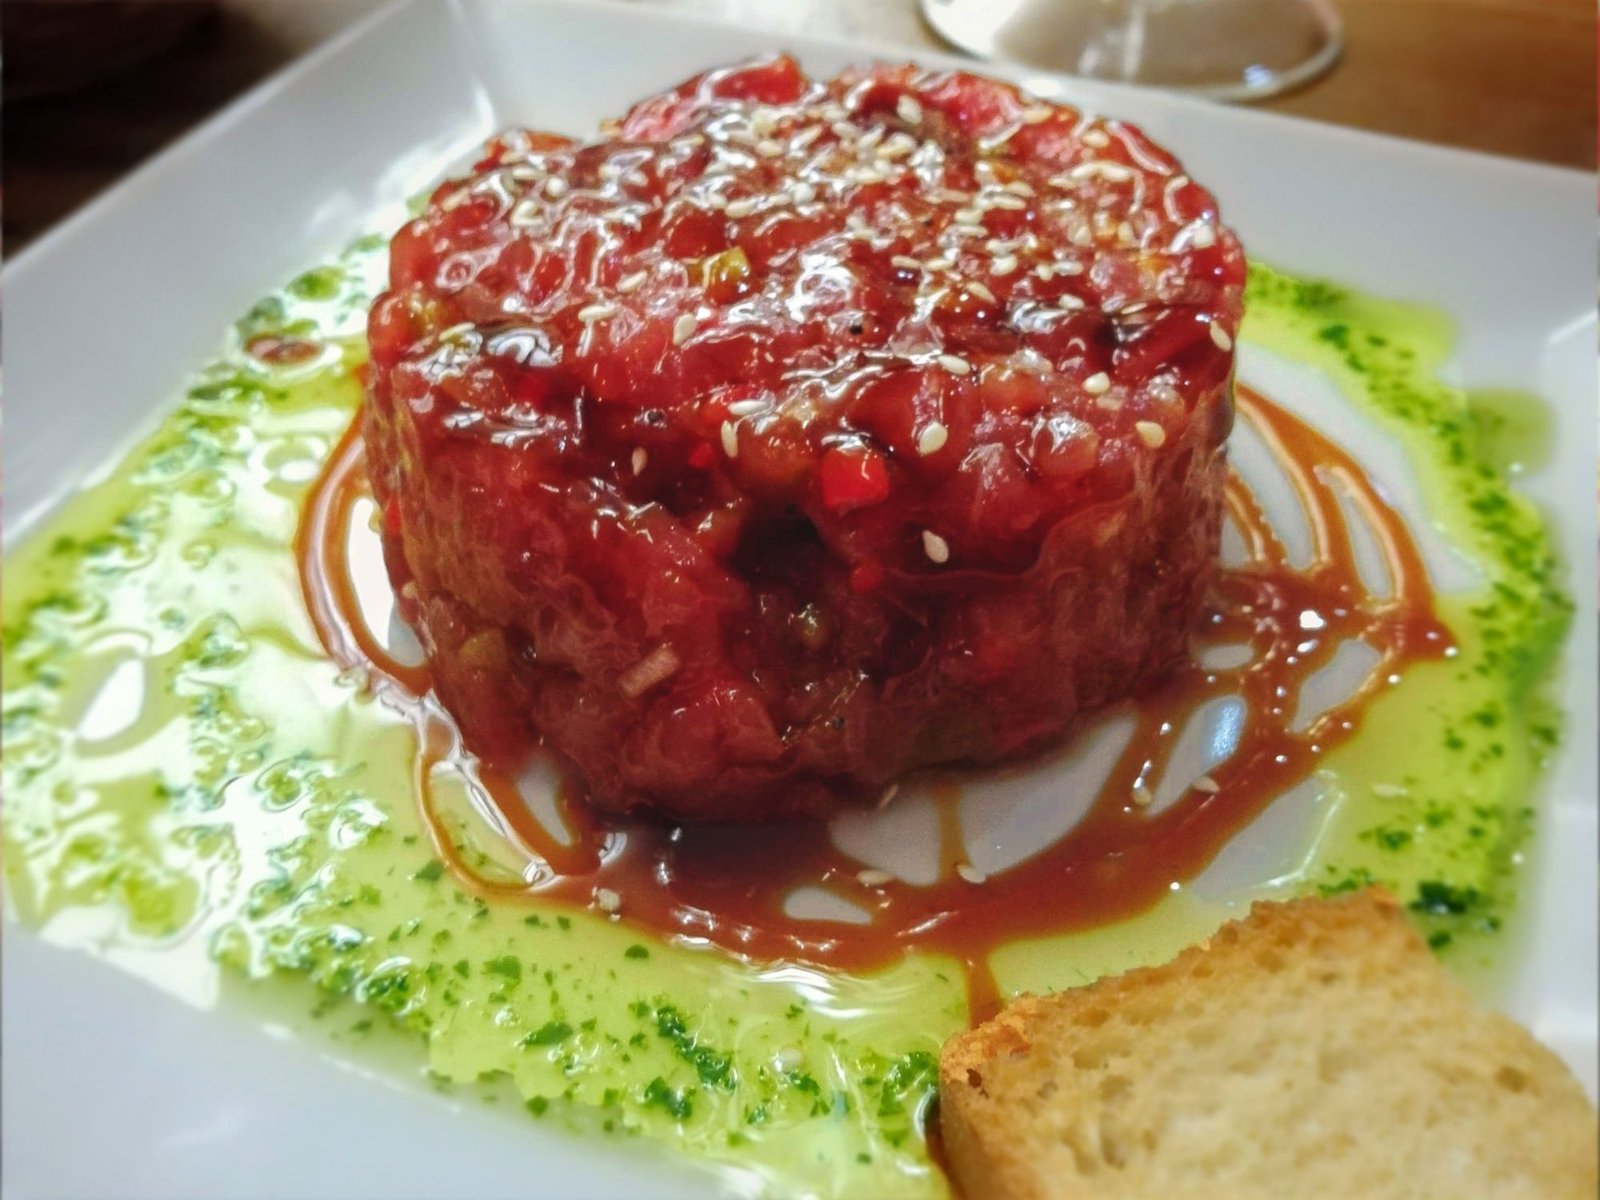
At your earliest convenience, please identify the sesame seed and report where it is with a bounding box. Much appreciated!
[1117,221,1136,245]
[437,321,476,342]
[1005,179,1036,198]
[891,254,924,271]
[877,132,917,160]
[672,312,698,345]
[720,421,740,458]
[1035,264,1054,282]
[956,862,988,884]
[725,197,758,218]
[726,398,766,417]
[1069,160,1134,183]
[937,353,972,376]
[625,169,648,187]
[508,199,541,227]
[1135,420,1167,448]
[925,255,954,271]
[922,529,951,563]
[791,125,824,151]
[831,119,860,141]
[578,301,617,323]
[984,193,1028,211]
[917,422,949,455]
[616,270,647,294]
[1020,104,1052,124]
[1209,320,1233,351]
[850,165,887,185]
[857,125,886,151]
[756,138,784,158]
[631,447,648,476]
[1192,774,1221,794]
[705,192,729,210]
[1081,128,1110,149]
[1188,223,1217,250]
[509,165,544,182]
[1131,781,1154,807]
[857,868,895,887]
[965,280,997,304]
[1083,371,1111,395]
[599,163,623,181]
[954,207,983,226]
[790,180,817,204]
[933,187,969,205]
[594,887,621,914]
[990,253,1019,276]
[897,94,924,123]
[544,176,568,197]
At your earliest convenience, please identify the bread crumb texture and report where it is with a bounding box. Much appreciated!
[938,889,1598,1200]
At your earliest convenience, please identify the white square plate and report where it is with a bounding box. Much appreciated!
[4,2,1594,1197]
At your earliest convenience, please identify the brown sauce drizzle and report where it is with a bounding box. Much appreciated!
[297,384,1450,1024]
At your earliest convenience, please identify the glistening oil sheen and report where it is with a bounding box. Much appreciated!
[0,239,1569,1198]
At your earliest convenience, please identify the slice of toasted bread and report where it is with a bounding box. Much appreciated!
[938,889,1597,1200]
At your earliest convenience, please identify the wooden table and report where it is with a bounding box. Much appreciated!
[4,0,1592,254]
[1268,0,1596,168]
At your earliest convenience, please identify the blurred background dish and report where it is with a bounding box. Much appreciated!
[919,0,1343,100]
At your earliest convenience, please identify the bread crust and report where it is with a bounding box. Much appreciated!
[937,889,1598,1200]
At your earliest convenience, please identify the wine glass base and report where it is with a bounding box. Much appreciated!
[920,0,1342,103]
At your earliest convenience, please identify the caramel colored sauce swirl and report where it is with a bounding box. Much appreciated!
[297,385,1450,1022]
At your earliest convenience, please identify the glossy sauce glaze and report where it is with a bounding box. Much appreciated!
[301,381,1450,1021]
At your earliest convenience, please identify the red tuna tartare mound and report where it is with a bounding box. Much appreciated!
[364,56,1245,821]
